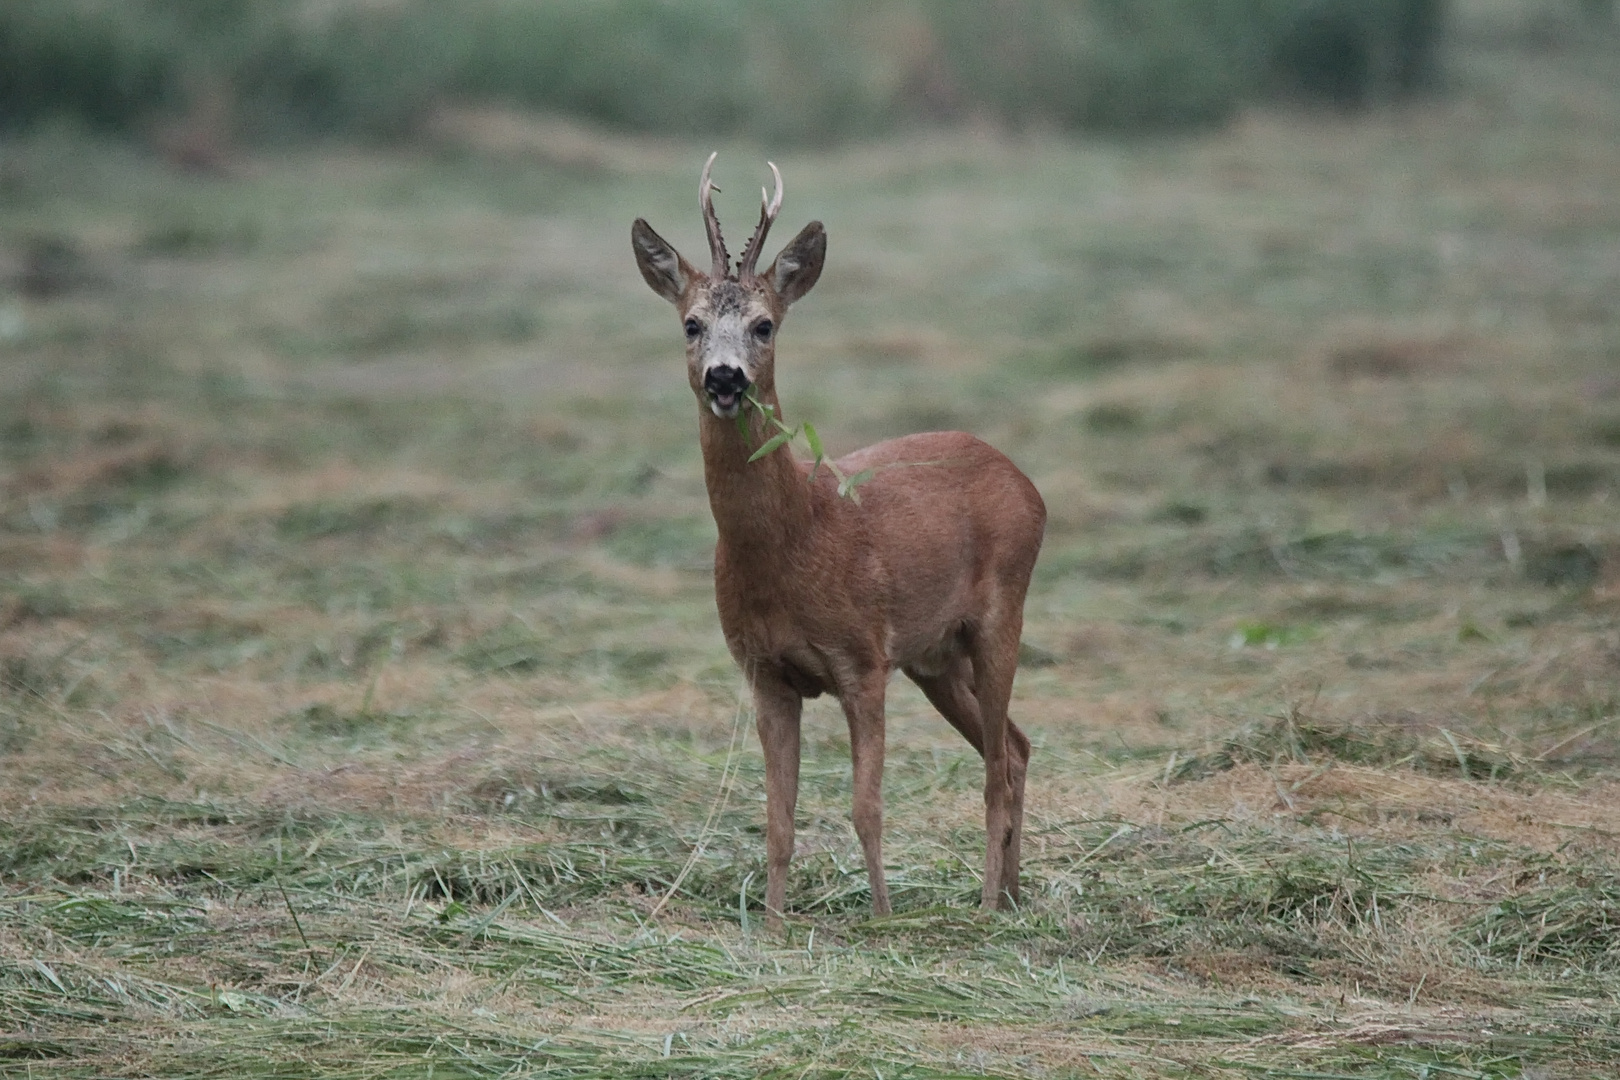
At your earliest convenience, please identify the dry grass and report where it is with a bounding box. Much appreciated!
[3,18,1620,1080]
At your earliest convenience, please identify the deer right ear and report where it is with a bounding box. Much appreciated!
[767,221,826,308]
[632,218,692,304]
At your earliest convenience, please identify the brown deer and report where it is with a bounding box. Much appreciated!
[631,154,1045,927]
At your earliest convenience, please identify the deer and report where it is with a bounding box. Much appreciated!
[631,154,1045,928]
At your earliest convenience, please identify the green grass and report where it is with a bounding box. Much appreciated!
[3,14,1620,1079]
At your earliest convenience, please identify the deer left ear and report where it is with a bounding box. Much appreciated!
[767,221,826,308]
[632,218,692,304]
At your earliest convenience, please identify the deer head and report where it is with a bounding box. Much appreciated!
[632,153,827,419]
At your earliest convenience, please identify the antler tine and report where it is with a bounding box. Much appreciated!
[698,150,730,279]
[737,161,784,280]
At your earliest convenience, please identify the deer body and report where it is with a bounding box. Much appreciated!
[708,426,1040,696]
[633,156,1044,925]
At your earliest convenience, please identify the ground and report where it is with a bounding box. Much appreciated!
[2,17,1620,1080]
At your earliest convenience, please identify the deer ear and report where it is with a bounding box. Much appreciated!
[632,218,692,304]
[767,221,825,308]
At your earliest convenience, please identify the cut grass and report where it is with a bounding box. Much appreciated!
[1170,709,1540,784]
[3,773,1618,1076]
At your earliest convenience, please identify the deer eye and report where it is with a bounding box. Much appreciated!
[752,319,774,341]
[683,318,702,340]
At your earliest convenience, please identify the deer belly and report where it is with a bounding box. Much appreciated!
[776,658,829,699]
[888,619,971,678]
[742,640,831,698]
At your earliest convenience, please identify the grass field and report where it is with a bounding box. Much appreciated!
[4,15,1620,1080]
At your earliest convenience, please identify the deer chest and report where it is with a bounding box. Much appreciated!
[715,593,846,700]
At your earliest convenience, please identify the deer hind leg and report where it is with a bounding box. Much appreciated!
[1003,715,1031,905]
[838,670,891,916]
[968,612,1028,910]
[752,671,802,932]
[907,652,986,754]
[908,650,1030,906]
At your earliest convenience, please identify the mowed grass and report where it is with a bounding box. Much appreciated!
[5,27,1620,1080]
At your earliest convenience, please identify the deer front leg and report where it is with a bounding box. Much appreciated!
[752,671,802,931]
[839,670,891,916]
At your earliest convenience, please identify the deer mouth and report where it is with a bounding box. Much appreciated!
[703,365,751,418]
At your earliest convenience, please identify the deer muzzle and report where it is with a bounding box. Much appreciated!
[702,364,751,418]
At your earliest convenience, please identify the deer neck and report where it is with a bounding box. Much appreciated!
[698,384,812,557]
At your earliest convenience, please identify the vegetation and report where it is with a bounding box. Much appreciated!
[3,5,1620,1076]
[0,0,1447,142]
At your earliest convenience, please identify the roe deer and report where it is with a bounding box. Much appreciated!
[631,154,1045,927]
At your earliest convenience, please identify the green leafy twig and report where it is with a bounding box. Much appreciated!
[740,389,873,502]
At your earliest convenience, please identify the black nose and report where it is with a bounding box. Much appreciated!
[703,365,750,399]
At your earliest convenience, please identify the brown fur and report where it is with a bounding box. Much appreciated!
[632,163,1045,926]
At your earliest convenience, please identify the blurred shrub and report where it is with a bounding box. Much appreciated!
[1273,0,1446,106]
[0,0,183,131]
[930,0,1282,131]
[0,0,1447,142]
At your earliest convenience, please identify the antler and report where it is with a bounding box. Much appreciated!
[737,161,784,281]
[699,151,730,279]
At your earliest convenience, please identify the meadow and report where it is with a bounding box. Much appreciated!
[3,12,1620,1080]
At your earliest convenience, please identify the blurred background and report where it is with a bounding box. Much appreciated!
[2,0,1618,763]
[3,0,1619,730]
[3,0,1454,147]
